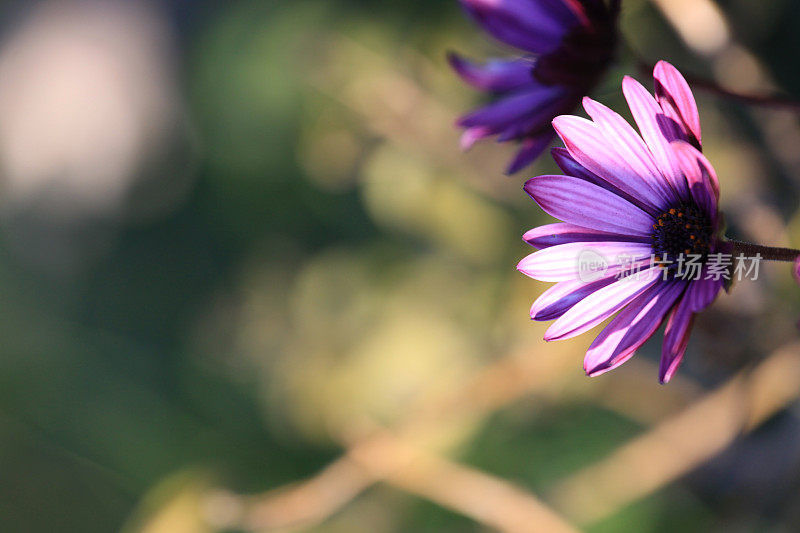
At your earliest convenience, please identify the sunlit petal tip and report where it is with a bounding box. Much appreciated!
[516,254,532,274]
[580,95,601,113]
[550,114,570,133]
[459,127,490,150]
[585,361,610,377]
[658,360,682,384]
[542,329,563,342]
[653,60,681,79]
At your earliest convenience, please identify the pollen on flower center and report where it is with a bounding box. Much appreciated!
[651,203,713,265]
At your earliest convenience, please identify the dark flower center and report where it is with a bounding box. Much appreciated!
[651,203,713,266]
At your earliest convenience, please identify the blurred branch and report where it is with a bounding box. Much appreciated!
[210,340,800,531]
[684,74,800,111]
[209,430,579,533]
[549,341,800,526]
[347,431,580,533]
[204,344,581,532]
[202,342,705,532]
[393,340,703,438]
[393,344,574,435]
[634,58,800,112]
[209,456,372,532]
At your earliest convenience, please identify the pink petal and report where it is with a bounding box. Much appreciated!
[460,126,492,150]
[550,147,658,216]
[622,76,689,201]
[584,280,686,376]
[531,276,618,321]
[524,175,655,236]
[523,222,649,249]
[670,140,719,198]
[552,115,668,212]
[654,60,702,148]
[582,96,675,206]
[517,241,654,282]
[659,291,697,384]
[551,146,599,182]
[544,267,662,341]
[671,140,718,223]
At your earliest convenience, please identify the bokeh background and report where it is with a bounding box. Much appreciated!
[1,0,800,531]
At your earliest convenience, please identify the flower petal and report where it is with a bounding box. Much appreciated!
[448,53,535,92]
[584,280,686,376]
[460,126,493,150]
[582,96,675,206]
[460,0,574,54]
[545,267,663,341]
[524,175,655,236]
[536,0,583,26]
[659,290,697,383]
[654,60,701,148]
[671,141,717,224]
[459,86,563,130]
[523,222,649,249]
[507,132,555,174]
[671,139,719,199]
[517,241,654,282]
[551,146,597,181]
[531,275,619,321]
[622,76,689,201]
[550,147,657,215]
[496,92,572,142]
[685,278,722,312]
[552,115,667,212]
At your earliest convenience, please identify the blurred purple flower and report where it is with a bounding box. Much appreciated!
[518,61,723,383]
[450,0,619,174]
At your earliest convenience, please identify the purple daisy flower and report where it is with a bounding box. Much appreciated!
[518,61,723,384]
[450,0,619,174]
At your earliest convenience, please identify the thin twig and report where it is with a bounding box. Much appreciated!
[212,430,581,533]
[633,57,800,112]
[347,431,581,533]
